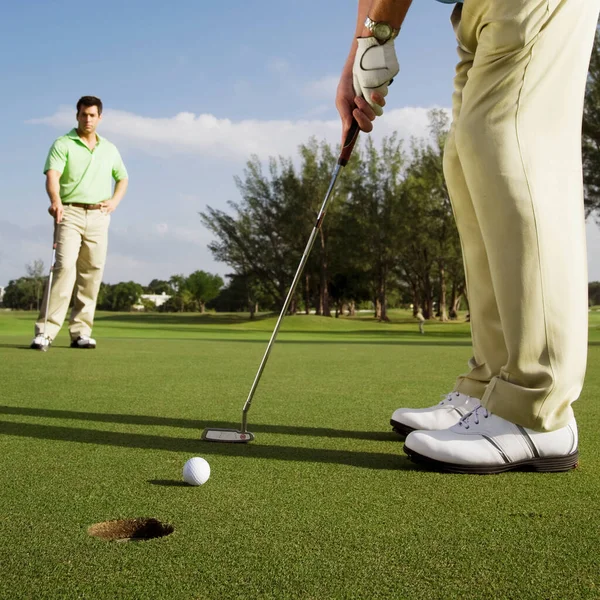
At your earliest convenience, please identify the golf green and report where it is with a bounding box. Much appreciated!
[1,310,599,599]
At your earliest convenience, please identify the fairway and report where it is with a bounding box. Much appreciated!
[1,310,599,599]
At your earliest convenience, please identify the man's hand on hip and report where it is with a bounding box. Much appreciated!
[99,199,118,215]
[48,202,64,223]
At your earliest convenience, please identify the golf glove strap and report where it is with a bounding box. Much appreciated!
[353,37,399,116]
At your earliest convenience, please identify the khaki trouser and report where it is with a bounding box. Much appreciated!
[36,205,110,341]
[446,0,600,431]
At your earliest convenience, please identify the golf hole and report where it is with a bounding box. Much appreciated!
[88,518,174,542]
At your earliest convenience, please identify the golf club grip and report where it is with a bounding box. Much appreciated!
[338,119,360,166]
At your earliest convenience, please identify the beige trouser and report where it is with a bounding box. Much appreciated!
[36,205,110,341]
[446,0,600,431]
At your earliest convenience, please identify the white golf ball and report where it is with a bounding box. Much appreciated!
[182,457,210,486]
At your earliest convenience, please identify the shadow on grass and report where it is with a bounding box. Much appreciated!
[0,421,411,471]
[0,344,73,351]
[0,344,31,350]
[148,480,189,487]
[0,405,397,441]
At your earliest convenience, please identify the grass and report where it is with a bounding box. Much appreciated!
[1,309,599,599]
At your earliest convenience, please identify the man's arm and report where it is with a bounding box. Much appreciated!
[46,170,64,223]
[363,0,411,32]
[336,0,412,139]
[100,149,129,214]
[100,178,128,215]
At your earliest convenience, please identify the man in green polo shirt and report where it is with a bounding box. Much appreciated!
[31,95,129,350]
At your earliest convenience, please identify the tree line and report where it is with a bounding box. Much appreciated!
[96,271,223,313]
[201,110,464,320]
[1,270,223,314]
[201,107,600,320]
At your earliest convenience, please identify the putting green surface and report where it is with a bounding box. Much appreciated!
[1,310,599,599]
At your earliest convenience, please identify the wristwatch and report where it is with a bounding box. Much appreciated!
[364,16,400,43]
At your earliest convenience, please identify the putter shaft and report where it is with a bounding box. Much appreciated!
[241,163,343,433]
[238,119,360,434]
[42,226,58,340]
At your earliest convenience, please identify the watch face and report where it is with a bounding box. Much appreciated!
[373,22,392,40]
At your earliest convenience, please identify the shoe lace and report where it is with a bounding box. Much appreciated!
[439,391,462,406]
[458,404,489,429]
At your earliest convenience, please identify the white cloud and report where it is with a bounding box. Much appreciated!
[27,105,447,161]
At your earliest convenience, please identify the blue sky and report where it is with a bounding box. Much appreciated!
[1,0,599,287]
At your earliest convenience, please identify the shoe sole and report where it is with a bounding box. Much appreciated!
[390,419,416,437]
[70,345,96,349]
[403,446,579,474]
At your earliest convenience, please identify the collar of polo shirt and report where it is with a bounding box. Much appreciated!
[68,128,102,147]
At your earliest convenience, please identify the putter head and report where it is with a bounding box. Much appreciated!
[201,428,255,443]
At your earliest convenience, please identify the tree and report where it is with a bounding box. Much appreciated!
[328,270,371,317]
[342,134,407,321]
[201,156,311,312]
[25,259,45,311]
[590,281,600,306]
[167,274,189,311]
[199,116,466,321]
[3,278,39,310]
[146,279,173,295]
[98,281,143,311]
[401,110,463,321]
[583,25,600,224]
[159,289,197,312]
[295,139,340,316]
[186,270,224,313]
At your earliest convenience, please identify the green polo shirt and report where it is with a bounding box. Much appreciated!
[43,129,128,205]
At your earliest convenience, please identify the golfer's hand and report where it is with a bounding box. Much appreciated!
[352,37,399,117]
[99,199,118,215]
[336,69,384,141]
[48,202,64,223]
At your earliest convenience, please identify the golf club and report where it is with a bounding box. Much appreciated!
[202,119,360,443]
[39,225,58,352]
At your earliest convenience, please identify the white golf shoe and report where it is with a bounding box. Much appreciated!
[404,405,579,474]
[70,335,97,349]
[30,334,51,351]
[390,391,480,436]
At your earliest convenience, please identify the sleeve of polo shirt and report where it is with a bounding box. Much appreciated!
[43,140,68,175]
[112,149,129,182]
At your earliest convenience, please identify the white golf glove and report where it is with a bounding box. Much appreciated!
[352,37,399,116]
